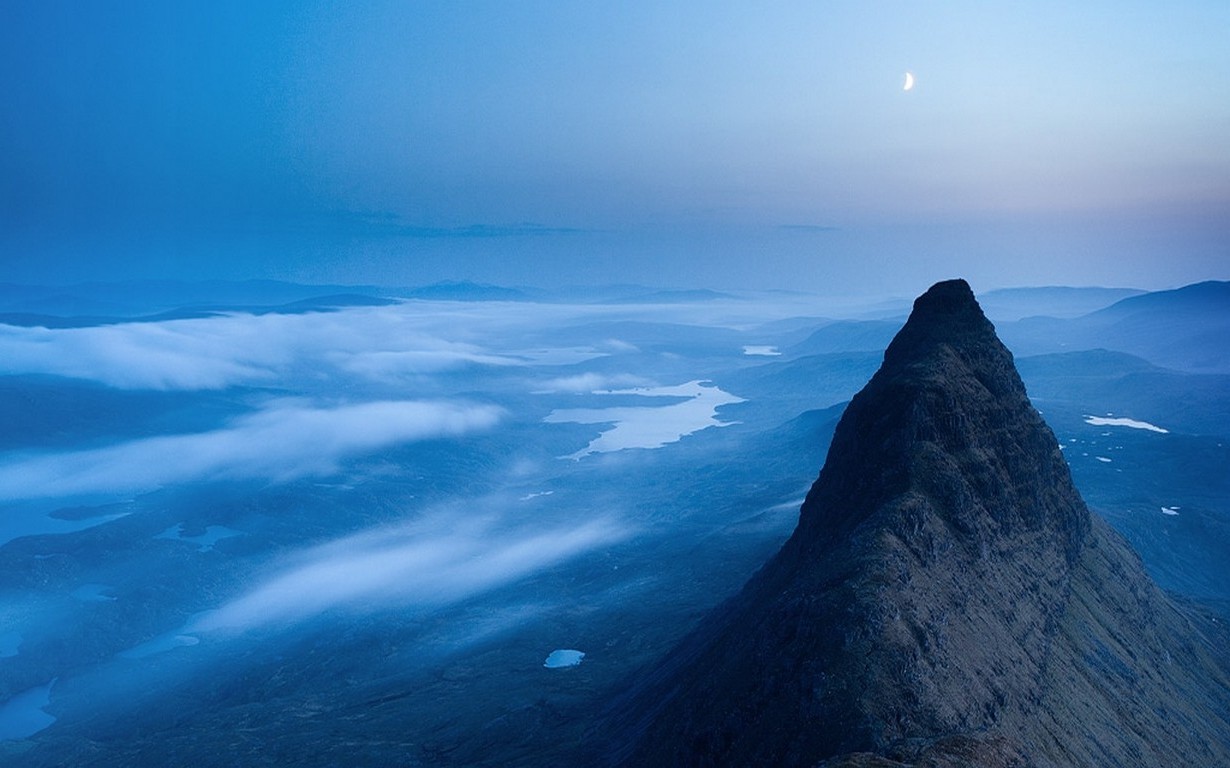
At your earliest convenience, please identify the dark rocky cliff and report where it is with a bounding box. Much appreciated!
[608,279,1230,767]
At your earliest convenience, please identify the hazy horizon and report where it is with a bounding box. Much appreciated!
[2,2,1227,295]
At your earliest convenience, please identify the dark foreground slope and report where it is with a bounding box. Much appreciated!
[606,279,1230,767]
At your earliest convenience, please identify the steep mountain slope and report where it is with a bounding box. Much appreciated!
[610,279,1230,767]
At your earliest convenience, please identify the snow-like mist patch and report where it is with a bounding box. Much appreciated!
[742,345,780,356]
[1084,415,1169,434]
[0,400,502,501]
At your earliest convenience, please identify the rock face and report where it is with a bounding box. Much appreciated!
[610,279,1230,767]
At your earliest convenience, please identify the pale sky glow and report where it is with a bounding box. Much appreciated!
[1,1,1227,294]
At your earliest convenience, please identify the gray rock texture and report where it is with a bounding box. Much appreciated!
[611,279,1230,767]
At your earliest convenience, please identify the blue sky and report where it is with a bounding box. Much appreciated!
[1,1,1227,295]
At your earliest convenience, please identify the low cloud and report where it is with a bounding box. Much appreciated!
[0,400,502,501]
[0,317,276,389]
[0,306,523,390]
[187,510,625,634]
[533,373,649,393]
[340,348,515,380]
[0,297,826,391]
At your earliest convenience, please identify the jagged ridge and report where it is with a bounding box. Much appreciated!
[608,279,1230,767]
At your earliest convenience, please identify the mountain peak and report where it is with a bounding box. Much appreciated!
[901,276,981,325]
[610,279,1230,767]
[878,278,1012,392]
[790,277,1086,560]
[882,279,992,364]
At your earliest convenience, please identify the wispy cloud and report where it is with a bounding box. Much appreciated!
[185,510,626,634]
[0,318,275,389]
[533,372,649,393]
[0,400,502,501]
[0,297,830,392]
[340,348,517,380]
[0,306,523,390]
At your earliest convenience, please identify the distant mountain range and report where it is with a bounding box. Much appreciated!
[606,280,1230,766]
[1001,281,1230,373]
[977,286,1145,320]
[0,279,738,321]
[0,281,404,330]
[0,294,398,329]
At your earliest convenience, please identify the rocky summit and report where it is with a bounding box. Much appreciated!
[607,279,1230,767]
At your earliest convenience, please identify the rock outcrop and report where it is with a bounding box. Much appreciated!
[609,279,1230,766]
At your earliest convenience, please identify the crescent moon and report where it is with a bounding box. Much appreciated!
[903,72,915,91]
